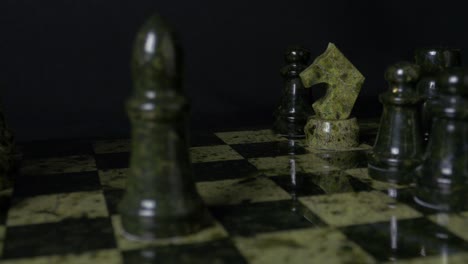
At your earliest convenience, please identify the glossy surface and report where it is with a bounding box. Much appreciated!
[273,46,313,138]
[304,116,359,149]
[300,43,365,120]
[1,120,468,263]
[414,47,462,143]
[415,67,468,211]
[118,14,212,240]
[368,62,423,184]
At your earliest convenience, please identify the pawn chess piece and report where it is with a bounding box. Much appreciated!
[118,14,212,240]
[368,62,423,184]
[415,47,461,144]
[273,46,313,138]
[414,67,468,211]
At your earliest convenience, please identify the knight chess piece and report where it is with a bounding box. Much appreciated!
[368,62,423,184]
[273,46,313,138]
[414,67,468,211]
[415,47,461,144]
[118,14,212,240]
[300,43,365,150]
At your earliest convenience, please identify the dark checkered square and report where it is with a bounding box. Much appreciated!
[122,239,247,264]
[13,171,101,197]
[210,200,324,236]
[230,141,306,159]
[2,217,116,259]
[192,159,258,182]
[341,217,468,262]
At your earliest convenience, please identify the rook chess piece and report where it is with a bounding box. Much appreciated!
[118,14,212,240]
[415,47,461,144]
[414,67,468,211]
[368,62,423,184]
[273,46,313,138]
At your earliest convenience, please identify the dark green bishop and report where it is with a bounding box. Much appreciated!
[368,62,423,184]
[414,67,468,211]
[118,15,212,240]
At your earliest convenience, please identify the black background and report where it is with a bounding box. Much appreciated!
[0,0,466,142]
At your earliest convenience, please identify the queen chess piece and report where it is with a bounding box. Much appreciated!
[368,62,424,184]
[273,46,313,138]
[414,67,468,211]
[118,14,212,240]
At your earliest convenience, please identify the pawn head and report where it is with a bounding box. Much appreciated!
[385,61,420,85]
[284,46,310,64]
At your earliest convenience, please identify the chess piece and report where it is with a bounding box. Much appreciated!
[300,43,365,149]
[414,67,468,211]
[118,14,212,240]
[273,46,313,138]
[368,62,423,184]
[415,47,461,144]
[0,102,16,190]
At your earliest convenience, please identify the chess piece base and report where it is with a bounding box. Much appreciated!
[304,116,359,150]
[367,163,414,184]
[119,204,213,240]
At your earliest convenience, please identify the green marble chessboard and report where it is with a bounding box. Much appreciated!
[0,120,468,264]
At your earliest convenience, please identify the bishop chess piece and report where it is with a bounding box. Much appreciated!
[118,14,212,240]
[273,46,313,138]
[414,67,468,211]
[415,47,462,144]
[300,43,365,150]
[368,62,423,184]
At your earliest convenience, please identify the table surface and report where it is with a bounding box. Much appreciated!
[0,120,467,264]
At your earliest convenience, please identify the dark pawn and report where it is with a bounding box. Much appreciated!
[118,15,212,240]
[273,46,313,138]
[414,68,468,211]
[368,62,424,184]
[415,47,461,144]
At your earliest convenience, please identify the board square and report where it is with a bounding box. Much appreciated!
[341,217,468,262]
[20,155,97,176]
[121,238,247,264]
[190,145,244,163]
[230,141,306,159]
[99,168,128,190]
[0,189,12,225]
[102,189,125,215]
[2,217,116,259]
[428,212,468,241]
[210,199,324,236]
[233,227,376,264]
[0,249,122,264]
[196,177,291,206]
[189,132,225,147]
[215,129,286,145]
[18,140,94,159]
[13,171,101,197]
[299,191,422,227]
[0,225,5,258]
[95,152,130,170]
[345,168,407,191]
[248,153,339,177]
[269,173,326,197]
[6,191,108,226]
[192,159,258,182]
[93,139,130,154]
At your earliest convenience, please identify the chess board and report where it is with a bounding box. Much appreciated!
[1,120,468,264]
